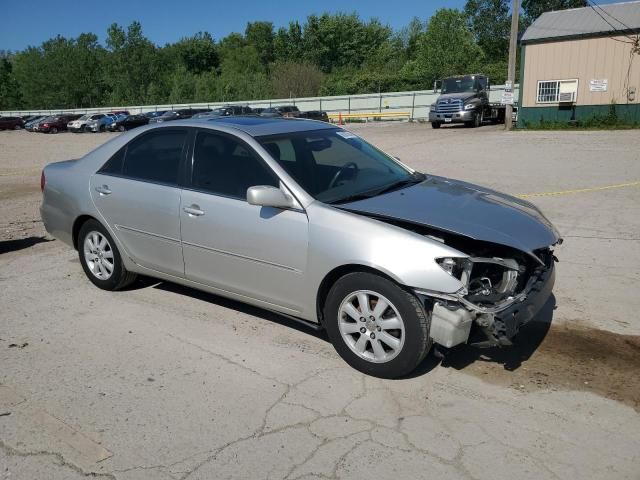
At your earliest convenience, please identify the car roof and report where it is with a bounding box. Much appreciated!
[199,116,334,137]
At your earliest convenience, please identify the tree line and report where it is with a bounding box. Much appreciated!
[0,0,586,110]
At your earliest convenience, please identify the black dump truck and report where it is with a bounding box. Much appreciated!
[429,74,507,129]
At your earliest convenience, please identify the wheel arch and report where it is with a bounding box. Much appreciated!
[315,264,402,326]
[72,214,98,250]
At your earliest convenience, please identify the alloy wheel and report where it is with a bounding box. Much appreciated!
[83,231,114,280]
[338,290,405,363]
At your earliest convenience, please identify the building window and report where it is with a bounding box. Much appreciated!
[537,80,560,103]
[536,79,579,104]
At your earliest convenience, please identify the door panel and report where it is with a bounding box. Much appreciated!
[90,175,184,277]
[180,191,308,311]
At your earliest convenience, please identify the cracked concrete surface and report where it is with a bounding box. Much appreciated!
[1,126,640,479]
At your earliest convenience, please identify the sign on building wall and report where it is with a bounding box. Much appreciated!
[589,79,608,92]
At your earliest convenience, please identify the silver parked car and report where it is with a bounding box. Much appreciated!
[40,117,561,378]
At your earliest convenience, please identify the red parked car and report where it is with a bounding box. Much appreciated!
[0,116,25,130]
[37,114,81,134]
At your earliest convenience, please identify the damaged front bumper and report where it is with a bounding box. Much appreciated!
[415,261,555,348]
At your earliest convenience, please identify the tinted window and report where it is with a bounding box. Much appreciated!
[100,146,126,175]
[100,130,186,184]
[191,131,278,199]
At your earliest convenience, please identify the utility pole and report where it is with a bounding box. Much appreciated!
[505,0,520,130]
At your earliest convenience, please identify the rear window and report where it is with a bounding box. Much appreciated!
[99,129,187,186]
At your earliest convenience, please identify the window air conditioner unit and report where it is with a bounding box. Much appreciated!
[559,79,578,103]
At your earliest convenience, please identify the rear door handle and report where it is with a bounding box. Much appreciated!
[95,185,112,195]
[183,204,205,217]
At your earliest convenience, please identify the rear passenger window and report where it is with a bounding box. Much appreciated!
[100,146,126,174]
[192,131,278,199]
[120,130,186,185]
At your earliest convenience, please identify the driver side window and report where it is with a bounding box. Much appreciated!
[191,131,279,200]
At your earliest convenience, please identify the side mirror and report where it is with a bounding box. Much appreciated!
[246,186,294,209]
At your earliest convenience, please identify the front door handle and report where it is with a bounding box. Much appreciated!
[183,204,205,217]
[95,185,112,195]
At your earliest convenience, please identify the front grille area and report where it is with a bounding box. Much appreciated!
[434,99,463,113]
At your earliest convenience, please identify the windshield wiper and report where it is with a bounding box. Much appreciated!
[368,172,426,196]
[328,172,426,205]
[328,192,378,205]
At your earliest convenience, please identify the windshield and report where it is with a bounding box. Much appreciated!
[78,114,91,120]
[257,129,420,204]
[161,111,178,117]
[441,77,476,94]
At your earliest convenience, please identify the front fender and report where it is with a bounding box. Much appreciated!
[303,203,466,318]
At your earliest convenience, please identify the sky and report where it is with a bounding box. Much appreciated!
[1,0,465,51]
[1,0,627,52]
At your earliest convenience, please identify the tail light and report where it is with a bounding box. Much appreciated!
[40,170,45,192]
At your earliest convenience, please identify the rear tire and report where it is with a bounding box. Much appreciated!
[51,127,58,134]
[431,122,441,129]
[324,272,431,378]
[78,219,137,291]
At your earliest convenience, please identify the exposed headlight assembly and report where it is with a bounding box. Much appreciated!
[464,103,477,110]
[435,257,469,280]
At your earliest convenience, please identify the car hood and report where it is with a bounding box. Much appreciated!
[339,176,561,259]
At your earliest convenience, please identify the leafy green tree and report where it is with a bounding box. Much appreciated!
[522,0,587,27]
[397,17,425,61]
[464,0,510,59]
[165,32,219,74]
[0,56,22,109]
[302,13,392,72]
[217,42,271,101]
[3,10,534,110]
[273,21,304,63]
[271,62,323,98]
[105,22,160,104]
[412,9,485,88]
[245,21,275,67]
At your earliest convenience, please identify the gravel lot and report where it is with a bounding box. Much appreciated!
[1,124,639,479]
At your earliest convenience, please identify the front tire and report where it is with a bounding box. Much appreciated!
[51,127,58,134]
[78,219,137,291]
[431,122,441,129]
[324,272,431,378]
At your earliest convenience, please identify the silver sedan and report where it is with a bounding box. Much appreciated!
[40,117,561,378]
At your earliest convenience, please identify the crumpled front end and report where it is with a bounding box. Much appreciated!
[416,246,558,348]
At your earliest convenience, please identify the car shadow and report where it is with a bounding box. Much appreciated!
[403,295,556,379]
[0,236,53,255]
[442,295,556,371]
[135,277,330,341]
[126,276,555,378]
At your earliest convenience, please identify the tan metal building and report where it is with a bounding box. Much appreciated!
[518,1,640,126]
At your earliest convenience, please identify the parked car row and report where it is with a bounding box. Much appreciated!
[0,116,26,130]
[1,105,330,134]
